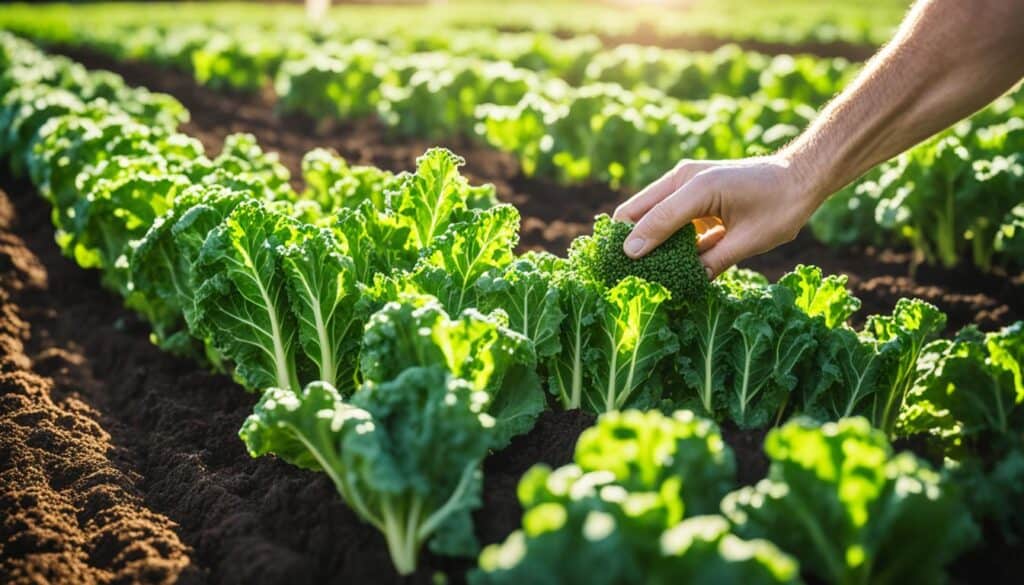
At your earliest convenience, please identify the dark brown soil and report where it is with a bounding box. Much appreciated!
[720,424,770,486]
[1,45,1020,585]
[0,190,195,584]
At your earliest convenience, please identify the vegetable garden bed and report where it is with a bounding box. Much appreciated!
[1,26,1022,585]
[2,173,1020,583]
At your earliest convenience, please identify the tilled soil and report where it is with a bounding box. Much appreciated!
[0,178,594,584]
[0,46,1021,585]
[0,191,195,584]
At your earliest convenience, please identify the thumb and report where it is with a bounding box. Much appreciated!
[699,232,750,280]
[623,172,717,258]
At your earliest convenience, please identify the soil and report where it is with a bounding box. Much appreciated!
[0,46,1020,585]
[0,190,196,584]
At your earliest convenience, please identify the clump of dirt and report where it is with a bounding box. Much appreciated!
[0,193,196,585]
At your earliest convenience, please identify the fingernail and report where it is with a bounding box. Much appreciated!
[624,237,645,257]
[704,265,714,280]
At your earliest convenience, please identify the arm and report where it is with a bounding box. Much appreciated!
[614,0,1024,278]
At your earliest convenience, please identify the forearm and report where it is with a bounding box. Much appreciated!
[782,0,1024,203]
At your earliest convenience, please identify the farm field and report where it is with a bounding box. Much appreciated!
[1,2,1022,585]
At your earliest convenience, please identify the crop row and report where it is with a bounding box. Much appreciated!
[6,12,1023,274]
[812,109,1024,272]
[2,33,1021,582]
[2,17,854,175]
[0,1,909,51]
[22,21,857,104]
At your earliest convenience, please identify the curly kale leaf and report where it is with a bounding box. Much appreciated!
[570,213,708,304]
[722,417,978,585]
[361,294,544,448]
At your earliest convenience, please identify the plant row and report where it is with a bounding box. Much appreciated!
[76,23,859,106]
[0,1,907,57]
[2,34,1021,581]
[2,17,856,183]
[9,14,1023,273]
[812,96,1024,272]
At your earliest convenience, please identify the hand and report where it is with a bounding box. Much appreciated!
[612,155,821,279]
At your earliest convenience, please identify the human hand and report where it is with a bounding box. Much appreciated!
[612,155,821,279]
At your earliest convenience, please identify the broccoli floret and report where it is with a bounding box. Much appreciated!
[569,213,709,302]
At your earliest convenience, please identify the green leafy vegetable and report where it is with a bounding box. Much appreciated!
[472,409,798,585]
[585,276,678,412]
[478,252,566,360]
[192,199,303,391]
[280,224,363,392]
[360,294,544,448]
[570,213,708,305]
[241,366,493,575]
[722,417,978,585]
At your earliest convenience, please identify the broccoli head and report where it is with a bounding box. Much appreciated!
[569,213,709,303]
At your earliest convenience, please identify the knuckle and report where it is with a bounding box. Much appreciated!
[674,159,696,174]
[691,169,722,192]
[672,159,699,185]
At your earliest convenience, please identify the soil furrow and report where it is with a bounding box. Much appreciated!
[0,174,596,584]
[0,187,196,585]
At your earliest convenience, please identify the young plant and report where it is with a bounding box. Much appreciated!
[241,367,493,576]
[191,199,303,391]
[585,276,678,412]
[545,273,602,409]
[360,294,545,449]
[901,322,1023,449]
[471,410,798,585]
[722,417,978,585]
[478,251,566,360]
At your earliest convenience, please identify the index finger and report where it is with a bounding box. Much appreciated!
[613,160,711,222]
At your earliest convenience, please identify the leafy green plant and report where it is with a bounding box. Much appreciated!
[812,103,1024,273]
[803,298,946,434]
[478,252,566,360]
[569,213,709,305]
[360,293,545,449]
[722,417,978,585]
[901,323,1023,448]
[587,276,678,412]
[673,275,817,428]
[471,410,799,585]
[241,367,492,575]
[899,324,1024,542]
